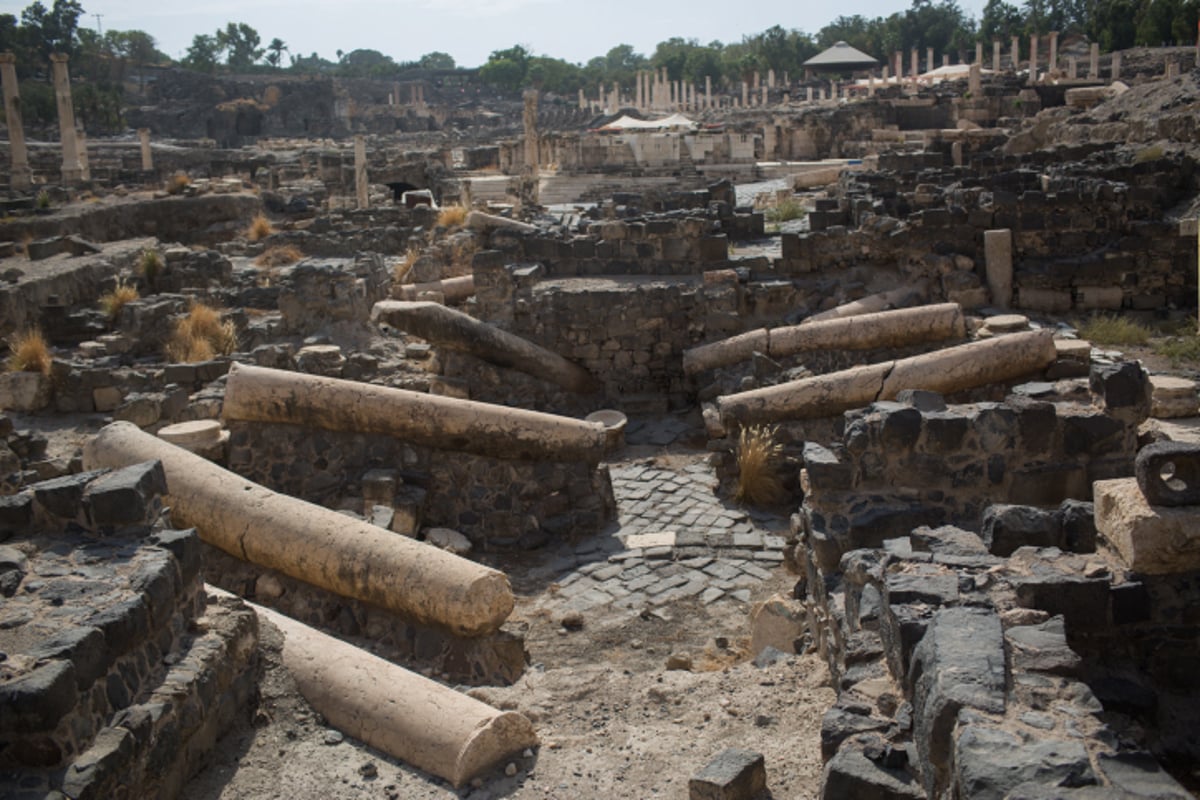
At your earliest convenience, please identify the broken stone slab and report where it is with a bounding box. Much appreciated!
[0,371,52,413]
[749,593,807,657]
[84,422,514,637]
[909,606,1006,799]
[254,602,537,788]
[688,748,767,800]
[1135,441,1200,506]
[1149,375,1199,419]
[372,301,599,394]
[717,330,1057,425]
[1005,615,1081,676]
[222,362,607,464]
[425,527,472,555]
[683,303,966,375]
[820,740,924,800]
[981,504,1062,557]
[1095,477,1200,574]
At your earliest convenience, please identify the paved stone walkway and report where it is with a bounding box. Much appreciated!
[529,447,789,616]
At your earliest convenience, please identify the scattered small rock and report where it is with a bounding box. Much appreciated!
[358,761,378,778]
[666,652,693,671]
[560,611,585,631]
[505,762,518,777]
[323,729,344,745]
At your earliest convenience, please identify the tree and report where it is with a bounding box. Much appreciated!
[265,37,287,68]
[979,0,1024,40]
[183,33,221,73]
[417,51,455,70]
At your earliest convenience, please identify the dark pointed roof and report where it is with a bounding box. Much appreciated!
[802,41,881,70]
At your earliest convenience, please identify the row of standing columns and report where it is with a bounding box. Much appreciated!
[0,51,156,190]
[577,34,1174,112]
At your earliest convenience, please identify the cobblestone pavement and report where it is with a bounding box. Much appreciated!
[525,433,790,616]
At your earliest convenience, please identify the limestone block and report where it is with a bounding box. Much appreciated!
[92,386,123,413]
[749,594,807,657]
[0,372,51,412]
[1095,477,1200,574]
[425,527,472,555]
[1150,375,1198,419]
[983,229,1013,308]
[1054,339,1091,363]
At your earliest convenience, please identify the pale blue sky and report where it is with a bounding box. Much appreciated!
[2,0,989,68]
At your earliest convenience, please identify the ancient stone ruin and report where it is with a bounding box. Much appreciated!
[1,39,1199,800]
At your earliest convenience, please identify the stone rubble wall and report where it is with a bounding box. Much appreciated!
[798,362,1150,571]
[224,420,616,547]
[0,463,259,800]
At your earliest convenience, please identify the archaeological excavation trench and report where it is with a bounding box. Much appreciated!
[1,36,1200,800]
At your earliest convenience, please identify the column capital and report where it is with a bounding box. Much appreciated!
[0,52,15,65]
[50,52,69,64]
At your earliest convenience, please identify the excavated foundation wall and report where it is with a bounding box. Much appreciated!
[0,463,258,800]
[225,421,616,547]
[797,362,1150,570]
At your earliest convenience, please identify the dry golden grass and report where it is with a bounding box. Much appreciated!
[100,280,140,321]
[246,213,274,242]
[734,424,786,506]
[166,303,238,363]
[394,246,420,284]
[165,173,190,195]
[437,205,468,229]
[255,244,303,268]
[7,329,51,374]
[1076,314,1151,347]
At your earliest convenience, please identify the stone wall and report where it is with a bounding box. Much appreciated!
[224,420,616,547]
[0,462,259,800]
[798,362,1150,571]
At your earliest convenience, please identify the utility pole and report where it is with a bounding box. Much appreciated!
[94,13,103,37]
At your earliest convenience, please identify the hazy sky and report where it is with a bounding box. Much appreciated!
[4,0,990,68]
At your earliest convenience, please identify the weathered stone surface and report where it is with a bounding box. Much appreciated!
[820,741,924,800]
[954,724,1095,800]
[1006,616,1081,676]
[689,748,767,800]
[1135,441,1200,507]
[1095,751,1193,799]
[1095,477,1200,574]
[0,659,77,733]
[0,370,52,412]
[83,460,167,528]
[982,504,1062,556]
[749,593,807,657]
[909,606,1006,798]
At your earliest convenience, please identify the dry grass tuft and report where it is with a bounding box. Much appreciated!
[734,424,786,506]
[138,249,164,284]
[246,213,274,242]
[255,244,303,268]
[1076,314,1151,347]
[165,173,191,195]
[437,205,468,229]
[166,303,238,363]
[100,280,140,321]
[394,246,420,284]
[7,329,51,374]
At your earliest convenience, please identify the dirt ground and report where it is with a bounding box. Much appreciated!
[182,563,835,800]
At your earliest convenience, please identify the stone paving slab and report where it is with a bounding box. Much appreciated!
[540,454,791,615]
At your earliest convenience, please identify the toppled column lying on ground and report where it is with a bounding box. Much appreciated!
[373,300,600,394]
[717,329,1058,426]
[683,303,966,375]
[804,283,928,324]
[253,602,537,787]
[83,421,514,636]
[396,275,476,303]
[223,362,606,463]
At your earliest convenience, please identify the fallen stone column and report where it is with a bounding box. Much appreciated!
[805,282,928,324]
[224,362,606,463]
[83,421,515,637]
[466,210,538,234]
[372,300,599,394]
[717,330,1057,425]
[253,602,537,787]
[397,274,476,303]
[683,303,965,375]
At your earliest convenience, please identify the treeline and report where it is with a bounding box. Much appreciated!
[1,0,1198,120]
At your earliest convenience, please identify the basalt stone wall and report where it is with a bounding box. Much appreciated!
[783,152,1199,313]
[798,362,1151,572]
[798,519,1195,800]
[224,421,616,547]
[0,462,259,800]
